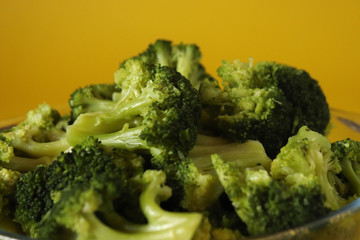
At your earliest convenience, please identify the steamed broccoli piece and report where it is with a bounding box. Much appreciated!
[67,59,201,162]
[199,60,330,157]
[0,103,71,172]
[14,137,144,235]
[0,167,21,218]
[331,139,360,196]
[36,170,204,240]
[124,39,210,89]
[69,83,122,122]
[271,126,348,210]
[159,135,272,212]
[212,154,331,236]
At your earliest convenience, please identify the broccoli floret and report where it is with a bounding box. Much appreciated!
[123,39,210,89]
[35,170,204,240]
[14,137,144,235]
[212,154,331,236]
[0,167,21,218]
[199,60,330,157]
[271,126,349,210]
[69,83,122,122]
[67,59,201,162]
[211,228,243,240]
[159,135,272,212]
[0,103,71,172]
[331,139,360,196]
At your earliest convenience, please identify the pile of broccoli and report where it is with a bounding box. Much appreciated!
[0,39,359,240]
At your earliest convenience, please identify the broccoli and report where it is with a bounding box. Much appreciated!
[0,103,71,172]
[271,126,349,210]
[0,167,21,218]
[158,135,272,212]
[199,59,330,157]
[35,170,204,240]
[331,139,360,196]
[67,59,202,162]
[123,39,211,89]
[212,154,331,236]
[69,83,122,122]
[14,137,145,235]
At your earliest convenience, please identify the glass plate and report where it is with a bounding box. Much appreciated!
[0,108,360,240]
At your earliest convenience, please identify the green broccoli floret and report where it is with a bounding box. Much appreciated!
[35,170,204,240]
[331,139,360,196]
[158,135,272,212]
[199,60,330,157]
[271,126,349,210]
[67,59,201,162]
[0,167,21,218]
[69,83,122,122]
[124,39,210,89]
[0,103,71,172]
[212,154,331,236]
[14,137,144,235]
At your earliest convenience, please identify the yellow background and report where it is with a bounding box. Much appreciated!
[1,0,360,120]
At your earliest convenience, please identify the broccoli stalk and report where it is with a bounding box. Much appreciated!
[67,59,201,161]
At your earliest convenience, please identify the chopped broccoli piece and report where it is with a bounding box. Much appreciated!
[14,137,144,235]
[199,60,330,157]
[35,170,203,240]
[158,135,272,212]
[123,39,211,89]
[69,83,122,122]
[0,167,21,218]
[271,126,348,210]
[0,103,71,172]
[211,227,243,240]
[331,139,360,196]
[212,154,331,236]
[67,59,201,162]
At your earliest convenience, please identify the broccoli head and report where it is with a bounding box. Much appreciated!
[14,137,145,235]
[123,39,210,89]
[271,126,349,210]
[69,83,122,123]
[199,60,330,157]
[67,59,202,162]
[157,135,272,212]
[0,167,21,218]
[331,138,360,196]
[212,154,331,236]
[0,103,70,172]
[35,170,204,240]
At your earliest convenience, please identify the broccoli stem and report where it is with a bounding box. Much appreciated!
[82,98,117,113]
[188,135,272,175]
[85,212,200,240]
[12,137,70,158]
[68,92,154,146]
[0,156,53,172]
[96,126,147,150]
[341,158,360,196]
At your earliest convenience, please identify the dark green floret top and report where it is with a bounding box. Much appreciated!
[200,59,330,158]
